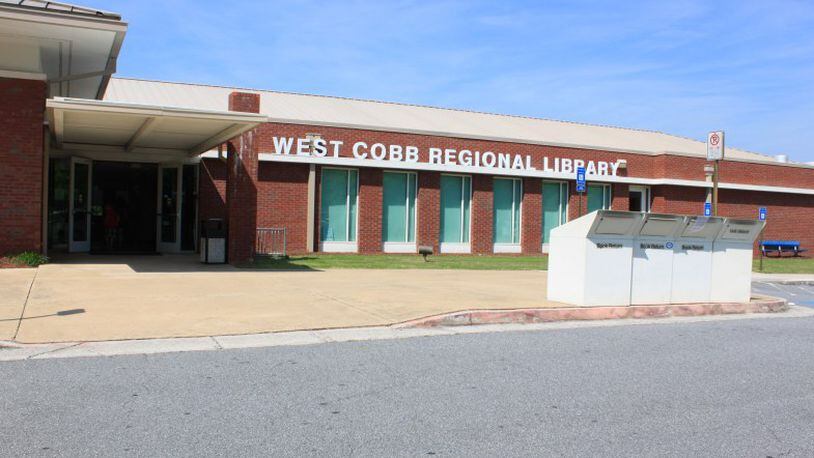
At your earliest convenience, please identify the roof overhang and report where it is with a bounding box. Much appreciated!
[0,1,127,98]
[46,97,268,157]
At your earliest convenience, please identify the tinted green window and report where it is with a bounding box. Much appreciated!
[542,181,568,244]
[493,178,522,244]
[382,172,417,242]
[440,175,471,243]
[586,184,611,213]
[320,168,358,242]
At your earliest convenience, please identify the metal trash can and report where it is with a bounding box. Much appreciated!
[200,218,226,264]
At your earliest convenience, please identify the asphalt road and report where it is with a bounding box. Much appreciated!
[3,312,814,457]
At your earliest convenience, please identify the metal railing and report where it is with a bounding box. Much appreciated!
[255,228,287,257]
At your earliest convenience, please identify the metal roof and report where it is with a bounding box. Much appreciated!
[104,77,780,164]
[0,0,120,20]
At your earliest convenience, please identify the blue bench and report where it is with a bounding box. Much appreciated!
[761,240,807,257]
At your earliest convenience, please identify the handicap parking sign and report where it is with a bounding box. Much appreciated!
[704,202,711,217]
[576,167,586,193]
[759,207,767,221]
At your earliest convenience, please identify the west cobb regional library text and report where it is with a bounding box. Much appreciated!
[1,2,813,263]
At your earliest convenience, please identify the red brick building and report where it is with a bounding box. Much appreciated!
[1,2,812,262]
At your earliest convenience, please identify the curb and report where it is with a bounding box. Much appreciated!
[754,280,814,286]
[394,296,788,328]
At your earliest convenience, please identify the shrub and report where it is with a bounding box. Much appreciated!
[10,251,49,267]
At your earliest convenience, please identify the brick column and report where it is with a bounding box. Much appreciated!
[358,168,382,253]
[199,158,228,222]
[226,92,260,264]
[417,172,440,253]
[0,78,46,255]
[471,174,493,254]
[522,177,542,254]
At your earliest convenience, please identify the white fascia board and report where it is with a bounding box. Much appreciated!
[47,97,268,124]
[258,152,814,196]
[0,70,47,81]
[0,5,128,32]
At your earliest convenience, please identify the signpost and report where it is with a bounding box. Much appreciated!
[758,207,767,272]
[704,202,712,217]
[576,166,586,216]
[706,131,725,216]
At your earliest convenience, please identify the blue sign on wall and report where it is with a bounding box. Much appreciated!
[576,167,586,193]
[759,207,767,221]
[704,202,712,217]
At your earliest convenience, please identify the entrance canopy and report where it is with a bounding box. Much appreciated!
[46,97,268,157]
[0,0,127,99]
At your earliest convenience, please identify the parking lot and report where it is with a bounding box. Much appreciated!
[752,281,814,308]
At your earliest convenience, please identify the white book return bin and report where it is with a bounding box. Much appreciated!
[670,216,725,303]
[548,210,763,307]
[710,218,765,303]
[630,214,686,305]
[547,210,643,306]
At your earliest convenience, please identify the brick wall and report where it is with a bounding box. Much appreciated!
[611,183,629,211]
[0,78,45,256]
[656,184,814,253]
[256,162,310,253]
[192,119,814,257]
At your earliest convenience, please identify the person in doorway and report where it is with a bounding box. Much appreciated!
[103,202,120,251]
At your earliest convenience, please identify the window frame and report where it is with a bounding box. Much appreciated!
[542,180,569,251]
[382,170,418,252]
[319,167,359,252]
[586,183,612,213]
[493,177,523,252]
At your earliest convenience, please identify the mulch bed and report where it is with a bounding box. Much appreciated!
[0,257,28,269]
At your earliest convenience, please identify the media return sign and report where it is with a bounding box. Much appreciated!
[269,136,624,176]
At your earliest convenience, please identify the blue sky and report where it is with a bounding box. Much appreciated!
[106,0,814,162]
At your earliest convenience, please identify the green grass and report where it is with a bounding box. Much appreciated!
[247,253,812,274]
[247,254,548,271]
[753,256,814,274]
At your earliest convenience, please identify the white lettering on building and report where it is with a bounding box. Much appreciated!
[268,136,622,176]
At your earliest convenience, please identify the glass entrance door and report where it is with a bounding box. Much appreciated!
[68,157,92,252]
[157,165,182,253]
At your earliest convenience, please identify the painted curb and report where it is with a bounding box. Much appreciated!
[394,296,788,328]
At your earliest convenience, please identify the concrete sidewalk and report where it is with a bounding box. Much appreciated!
[5,255,556,343]
[0,268,37,340]
[0,255,795,345]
